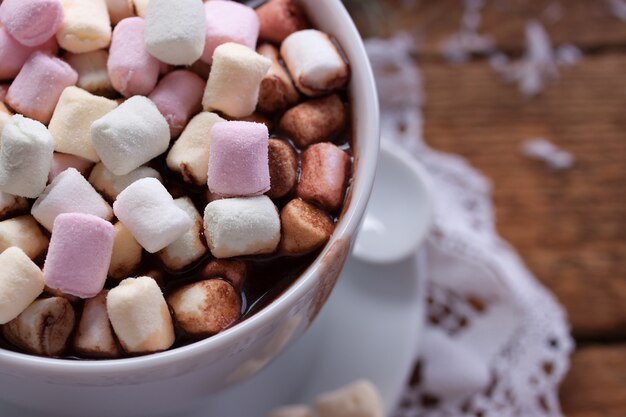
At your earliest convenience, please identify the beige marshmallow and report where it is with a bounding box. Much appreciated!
[133,0,150,17]
[49,87,118,162]
[280,199,334,255]
[3,297,75,356]
[57,0,113,53]
[106,276,175,354]
[269,405,313,417]
[106,0,135,24]
[108,222,143,280]
[74,290,121,358]
[167,280,241,337]
[0,247,45,325]
[89,163,162,202]
[157,198,207,271]
[0,192,29,221]
[0,111,10,134]
[202,43,272,118]
[257,44,299,114]
[66,50,114,95]
[315,380,384,417]
[0,216,50,260]
[281,30,350,97]
[166,112,224,186]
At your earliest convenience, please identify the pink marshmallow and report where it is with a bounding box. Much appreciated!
[108,17,160,97]
[6,52,77,124]
[207,121,270,197]
[0,0,64,47]
[44,213,114,299]
[0,27,58,80]
[201,0,259,63]
[48,153,94,182]
[149,70,205,138]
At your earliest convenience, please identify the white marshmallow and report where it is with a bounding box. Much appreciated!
[31,168,113,231]
[315,380,384,417]
[113,178,193,253]
[0,247,45,325]
[144,0,205,65]
[66,50,114,95]
[203,195,280,259]
[106,276,175,353]
[108,221,142,280]
[0,192,28,221]
[49,86,118,162]
[74,290,121,358]
[106,0,135,24]
[91,96,170,176]
[133,0,149,17]
[57,0,113,53]
[0,215,49,260]
[0,115,54,198]
[166,112,224,186]
[281,30,350,97]
[269,406,313,417]
[157,197,207,271]
[89,162,161,201]
[202,42,271,118]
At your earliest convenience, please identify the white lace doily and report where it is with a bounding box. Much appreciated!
[365,34,574,417]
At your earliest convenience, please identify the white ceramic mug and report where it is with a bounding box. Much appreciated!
[0,1,380,416]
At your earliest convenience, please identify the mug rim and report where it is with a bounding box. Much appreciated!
[0,0,380,378]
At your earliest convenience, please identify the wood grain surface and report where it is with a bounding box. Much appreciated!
[347,0,626,414]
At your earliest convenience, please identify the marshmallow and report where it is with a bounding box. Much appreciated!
[0,216,50,260]
[106,0,134,24]
[202,42,271,118]
[113,178,193,253]
[32,167,113,231]
[133,0,149,17]
[89,163,161,202]
[157,197,207,271]
[48,152,94,182]
[0,192,29,221]
[202,259,247,292]
[279,94,347,149]
[315,380,384,417]
[202,0,259,64]
[108,221,142,279]
[144,0,205,65]
[106,276,175,353]
[267,138,298,200]
[168,279,241,337]
[108,17,160,97]
[0,0,63,47]
[149,70,205,137]
[57,0,112,53]
[257,0,307,44]
[208,121,270,197]
[73,290,121,358]
[44,213,114,299]
[297,143,350,212]
[203,195,280,258]
[2,297,75,356]
[0,27,58,80]
[280,199,334,255]
[66,50,114,95]
[269,405,313,417]
[91,96,170,176]
[166,112,224,186]
[0,111,9,136]
[237,112,274,132]
[257,43,299,114]
[0,247,45,324]
[6,52,78,124]
[281,30,350,97]
[0,115,54,198]
[49,87,118,162]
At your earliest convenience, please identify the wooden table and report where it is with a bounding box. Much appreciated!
[346,0,626,415]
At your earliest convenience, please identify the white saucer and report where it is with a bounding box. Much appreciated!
[0,252,425,417]
[190,251,426,417]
